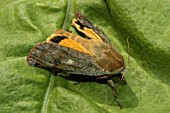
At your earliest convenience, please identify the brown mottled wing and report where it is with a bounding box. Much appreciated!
[73,11,112,45]
[27,42,112,76]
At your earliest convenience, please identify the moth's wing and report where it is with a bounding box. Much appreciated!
[72,11,112,45]
[27,42,112,76]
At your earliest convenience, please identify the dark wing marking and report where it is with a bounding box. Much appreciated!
[27,42,112,76]
[73,11,112,45]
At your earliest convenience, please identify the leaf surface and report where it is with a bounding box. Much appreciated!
[0,0,170,113]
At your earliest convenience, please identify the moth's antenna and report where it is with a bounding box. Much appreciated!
[118,37,130,86]
[126,36,130,69]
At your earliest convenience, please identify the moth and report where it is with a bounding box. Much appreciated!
[27,11,126,109]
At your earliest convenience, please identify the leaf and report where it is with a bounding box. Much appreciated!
[0,0,170,113]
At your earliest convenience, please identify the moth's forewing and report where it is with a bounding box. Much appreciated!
[27,42,112,76]
[47,30,125,74]
[27,11,125,76]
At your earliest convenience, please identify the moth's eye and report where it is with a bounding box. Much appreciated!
[50,36,68,43]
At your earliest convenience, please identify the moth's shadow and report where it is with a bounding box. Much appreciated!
[55,72,139,108]
[61,73,110,84]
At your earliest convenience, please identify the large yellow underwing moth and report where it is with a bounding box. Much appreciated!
[27,11,126,109]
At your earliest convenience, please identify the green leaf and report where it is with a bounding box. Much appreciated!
[0,0,170,113]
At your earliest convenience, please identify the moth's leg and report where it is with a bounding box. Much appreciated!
[59,74,81,85]
[73,81,81,85]
[120,74,124,81]
[96,75,112,79]
[96,76,108,79]
[119,73,124,85]
[107,79,123,109]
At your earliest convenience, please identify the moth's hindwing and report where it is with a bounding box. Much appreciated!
[27,42,112,76]
[73,11,112,45]
[46,29,92,56]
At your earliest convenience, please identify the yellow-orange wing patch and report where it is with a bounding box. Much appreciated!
[46,30,92,56]
[72,19,103,42]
